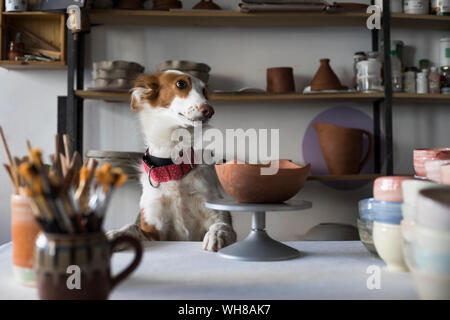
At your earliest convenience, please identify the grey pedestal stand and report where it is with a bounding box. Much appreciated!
[205,199,312,261]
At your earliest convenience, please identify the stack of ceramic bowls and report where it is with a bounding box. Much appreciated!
[157,60,211,84]
[372,176,414,271]
[414,148,450,179]
[357,198,378,257]
[441,165,450,185]
[411,187,450,299]
[401,180,438,270]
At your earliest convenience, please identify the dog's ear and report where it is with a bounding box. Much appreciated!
[130,74,160,110]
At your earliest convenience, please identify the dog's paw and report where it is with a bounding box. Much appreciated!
[106,224,147,252]
[202,223,237,252]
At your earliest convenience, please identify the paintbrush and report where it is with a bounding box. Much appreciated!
[0,126,19,194]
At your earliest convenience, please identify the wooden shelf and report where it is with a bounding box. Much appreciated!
[393,93,450,103]
[0,60,66,70]
[88,10,450,29]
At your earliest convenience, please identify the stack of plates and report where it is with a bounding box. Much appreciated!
[86,151,142,180]
[157,60,211,83]
[90,61,145,91]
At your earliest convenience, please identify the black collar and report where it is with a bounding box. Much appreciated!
[142,149,174,168]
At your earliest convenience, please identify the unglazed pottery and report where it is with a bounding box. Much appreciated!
[358,198,375,221]
[373,200,403,225]
[266,67,296,93]
[313,123,374,175]
[425,160,450,183]
[311,59,346,91]
[373,221,408,272]
[412,269,450,300]
[11,195,41,287]
[401,179,438,207]
[215,160,310,203]
[35,232,142,300]
[413,148,450,177]
[416,187,450,231]
[441,164,450,185]
[357,218,379,258]
[373,176,415,202]
[193,0,221,10]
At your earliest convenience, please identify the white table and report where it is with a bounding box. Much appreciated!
[0,241,419,300]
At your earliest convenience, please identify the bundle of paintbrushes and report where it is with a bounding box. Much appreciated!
[18,149,127,234]
[1,127,127,234]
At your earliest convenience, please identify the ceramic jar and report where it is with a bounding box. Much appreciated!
[373,221,408,272]
[11,195,41,286]
[413,148,450,177]
[313,123,374,175]
[35,232,142,300]
[266,67,296,93]
[373,176,414,202]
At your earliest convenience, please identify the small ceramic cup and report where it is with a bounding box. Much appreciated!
[358,198,375,221]
[373,200,403,225]
[373,176,414,202]
[414,148,450,177]
[416,187,450,232]
[357,218,379,258]
[441,164,450,185]
[373,221,408,272]
[401,179,438,207]
[11,194,41,287]
[425,160,450,183]
[35,232,142,300]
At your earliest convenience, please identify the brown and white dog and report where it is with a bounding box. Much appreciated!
[107,70,236,251]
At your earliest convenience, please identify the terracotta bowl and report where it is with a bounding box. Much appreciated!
[373,176,415,202]
[215,160,310,203]
[414,148,450,177]
[440,164,450,185]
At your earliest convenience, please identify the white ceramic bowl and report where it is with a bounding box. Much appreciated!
[414,224,450,255]
[412,269,450,300]
[373,221,408,272]
[417,187,450,231]
[401,180,438,207]
[425,160,450,183]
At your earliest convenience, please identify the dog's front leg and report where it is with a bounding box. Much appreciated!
[202,210,236,252]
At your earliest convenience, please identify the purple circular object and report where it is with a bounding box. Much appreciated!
[302,105,385,190]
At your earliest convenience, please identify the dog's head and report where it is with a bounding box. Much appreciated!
[130,70,214,128]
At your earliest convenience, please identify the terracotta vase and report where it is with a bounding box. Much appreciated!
[313,123,374,175]
[153,0,182,10]
[311,59,345,91]
[35,232,142,300]
[215,160,310,203]
[266,67,296,93]
[193,0,221,10]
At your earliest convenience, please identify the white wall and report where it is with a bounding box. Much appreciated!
[1,0,449,243]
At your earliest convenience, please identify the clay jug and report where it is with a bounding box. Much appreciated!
[193,0,222,10]
[313,123,374,175]
[311,59,345,91]
[266,67,296,93]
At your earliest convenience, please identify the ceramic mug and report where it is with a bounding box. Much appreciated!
[35,232,142,300]
[373,176,414,202]
[11,194,41,286]
[373,221,408,272]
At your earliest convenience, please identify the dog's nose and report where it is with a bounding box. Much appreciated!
[199,104,215,119]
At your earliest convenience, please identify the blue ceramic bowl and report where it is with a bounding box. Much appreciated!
[358,198,375,221]
[373,200,402,225]
[413,245,450,275]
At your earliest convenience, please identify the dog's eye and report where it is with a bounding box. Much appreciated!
[176,80,187,89]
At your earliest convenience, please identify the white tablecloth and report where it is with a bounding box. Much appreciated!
[0,241,418,300]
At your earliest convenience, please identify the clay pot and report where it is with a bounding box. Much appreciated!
[117,0,144,9]
[313,123,374,175]
[215,160,310,203]
[153,0,182,10]
[193,0,221,10]
[35,232,142,300]
[266,67,296,93]
[311,59,346,91]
